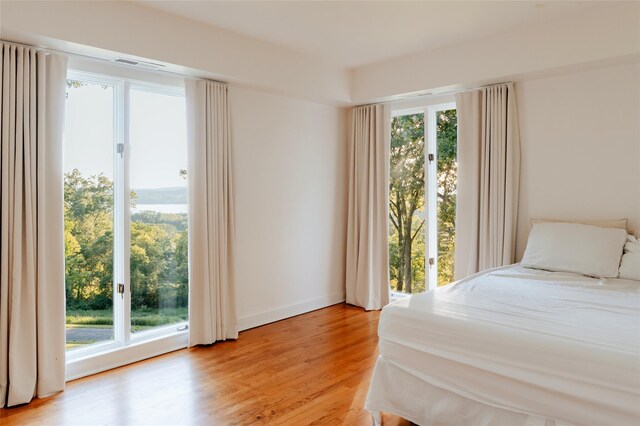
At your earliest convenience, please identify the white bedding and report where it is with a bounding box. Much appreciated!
[365,265,640,425]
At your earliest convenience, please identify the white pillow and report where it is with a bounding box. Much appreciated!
[618,235,640,281]
[521,222,627,278]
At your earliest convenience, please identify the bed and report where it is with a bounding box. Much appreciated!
[365,264,640,425]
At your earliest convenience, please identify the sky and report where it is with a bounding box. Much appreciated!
[64,81,187,190]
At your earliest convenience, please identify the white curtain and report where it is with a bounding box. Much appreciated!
[454,83,520,280]
[0,43,67,407]
[185,79,238,345]
[346,104,391,311]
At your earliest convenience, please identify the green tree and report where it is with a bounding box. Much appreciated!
[130,222,172,309]
[64,169,114,308]
[388,109,457,293]
[64,169,189,312]
[436,110,457,286]
[173,229,189,306]
[389,114,425,293]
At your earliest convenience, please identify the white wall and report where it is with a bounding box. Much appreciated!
[0,1,350,104]
[351,2,640,104]
[515,62,640,259]
[4,1,638,106]
[229,87,348,329]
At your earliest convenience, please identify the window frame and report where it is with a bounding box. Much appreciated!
[389,99,456,295]
[64,65,189,379]
[426,101,456,291]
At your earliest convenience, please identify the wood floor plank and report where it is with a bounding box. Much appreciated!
[0,303,411,425]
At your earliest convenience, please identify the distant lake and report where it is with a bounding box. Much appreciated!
[131,204,188,214]
[134,187,187,204]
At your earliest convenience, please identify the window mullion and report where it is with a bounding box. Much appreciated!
[426,107,438,290]
[112,78,129,347]
[122,81,132,346]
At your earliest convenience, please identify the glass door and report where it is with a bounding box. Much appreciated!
[389,103,457,294]
[389,112,427,294]
[64,70,188,357]
[64,74,123,351]
[431,107,457,287]
[128,84,188,337]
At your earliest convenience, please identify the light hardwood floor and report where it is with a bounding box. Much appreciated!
[1,303,411,425]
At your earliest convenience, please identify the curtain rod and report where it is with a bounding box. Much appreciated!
[0,39,227,85]
[360,81,514,107]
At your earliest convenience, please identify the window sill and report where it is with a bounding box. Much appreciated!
[65,328,188,382]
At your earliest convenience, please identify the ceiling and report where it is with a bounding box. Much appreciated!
[134,1,606,69]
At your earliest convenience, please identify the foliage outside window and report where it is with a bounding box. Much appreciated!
[64,171,189,337]
[389,109,457,294]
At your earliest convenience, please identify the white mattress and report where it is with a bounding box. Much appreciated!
[366,265,640,425]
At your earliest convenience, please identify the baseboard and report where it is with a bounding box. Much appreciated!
[238,292,346,331]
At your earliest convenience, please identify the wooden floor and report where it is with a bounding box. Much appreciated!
[1,303,411,425]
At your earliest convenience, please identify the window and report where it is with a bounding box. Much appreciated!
[64,69,188,360]
[129,86,188,336]
[64,76,117,349]
[389,103,457,294]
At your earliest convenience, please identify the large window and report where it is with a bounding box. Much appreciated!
[64,70,188,355]
[389,104,457,294]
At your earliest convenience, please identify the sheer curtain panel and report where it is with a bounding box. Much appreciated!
[0,43,68,407]
[185,79,238,346]
[454,83,521,280]
[345,104,391,310]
